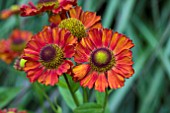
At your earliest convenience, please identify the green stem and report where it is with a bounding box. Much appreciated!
[36,83,58,113]
[83,87,88,103]
[63,73,80,106]
[103,89,108,113]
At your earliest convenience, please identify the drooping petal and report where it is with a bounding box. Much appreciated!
[73,64,91,81]
[24,60,41,72]
[95,73,108,92]
[80,71,98,89]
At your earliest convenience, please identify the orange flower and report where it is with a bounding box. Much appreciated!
[0,29,32,64]
[0,108,27,113]
[72,29,134,92]
[20,0,77,16]
[0,5,20,20]
[49,6,102,40]
[22,28,76,85]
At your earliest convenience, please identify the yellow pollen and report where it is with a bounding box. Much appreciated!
[37,0,59,9]
[58,18,86,40]
[95,51,108,64]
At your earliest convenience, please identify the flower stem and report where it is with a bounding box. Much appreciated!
[63,73,80,106]
[83,87,88,103]
[103,89,108,113]
[36,83,58,113]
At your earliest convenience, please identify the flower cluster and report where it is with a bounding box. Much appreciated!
[0,0,135,92]
[18,0,135,92]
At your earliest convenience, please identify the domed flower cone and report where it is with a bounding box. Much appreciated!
[22,28,76,85]
[72,28,135,92]
[0,29,32,64]
[49,6,102,41]
[20,0,77,16]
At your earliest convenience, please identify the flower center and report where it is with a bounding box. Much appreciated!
[58,18,86,40]
[37,0,59,9]
[11,38,26,52]
[39,44,64,69]
[90,48,115,72]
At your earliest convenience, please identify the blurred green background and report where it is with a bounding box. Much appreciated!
[0,0,170,113]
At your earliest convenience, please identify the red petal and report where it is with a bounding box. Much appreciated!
[63,45,75,58]
[109,32,122,50]
[88,29,102,48]
[113,35,134,54]
[116,56,133,65]
[115,49,132,60]
[107,69,124,89]
[102,29,113,47]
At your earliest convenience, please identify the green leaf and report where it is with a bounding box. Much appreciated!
[95,91,105,105]
[58,75,80,93]
[59,87,83,110]
[74,103,103,113]
[0,87,21,108]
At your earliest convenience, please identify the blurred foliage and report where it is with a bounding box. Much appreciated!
[0,0,170,113]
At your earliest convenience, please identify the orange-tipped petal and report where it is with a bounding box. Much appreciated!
[116,56,133,65]
[80,71,98,89]
[113,35,134,55]
[73,64,90,81]
[109,32,122,50]
[107,69,125,89]
[24,61,41,72]
[88,29,102,48]
[69,6,81,19]
[95,73,108,92]
[102,29,112,47]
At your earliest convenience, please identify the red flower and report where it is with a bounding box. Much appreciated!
[0,29,32,64]
[22,28,76,85]
[49,6,102,40]
[72,29,134,92]
[20,0,77,16]
[0,108,27,113]
[0,5,20,20]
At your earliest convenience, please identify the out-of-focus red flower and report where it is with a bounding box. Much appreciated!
[73,28,135,92]
[20,0,77,16]
[0,29,32,64]
[0,5,20,20]
[0,108,27,113]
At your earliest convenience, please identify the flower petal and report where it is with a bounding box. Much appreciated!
[107,69,125,89]
[88,29,102,48]
[95,73,108,92]
[102,29,113,47]
[73,64,91,81]
[80,71,98,89]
